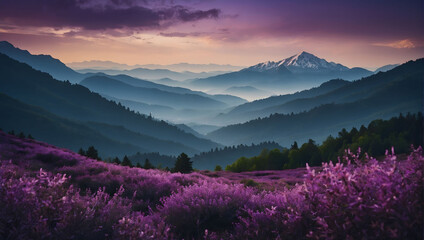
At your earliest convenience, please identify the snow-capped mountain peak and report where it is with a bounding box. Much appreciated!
[280,51,349,72]
[247,51,349,73]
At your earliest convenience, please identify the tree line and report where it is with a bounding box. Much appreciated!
[79,146,194,173]
[226,113,423,172]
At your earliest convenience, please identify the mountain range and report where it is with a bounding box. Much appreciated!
[68,60,245,73]
[214,79,351,125]
[0,40,421,169]
[0,53,221,157]
[189,51,373,95]
[76,68,228,81]
[207,59,423,146]
[0,41,247,125]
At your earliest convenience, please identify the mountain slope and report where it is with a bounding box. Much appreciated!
[80,76,227,110]
[374,64,400,73]
[215,79,350,124]
[84,122,198,156]
[207,59,423,146]
[0,53,220,152]
[94,74,246,106]
[0,41,83,83]
[0,93,144,157]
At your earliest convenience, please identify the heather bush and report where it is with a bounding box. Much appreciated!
[233,187,311,239]
[115,213,172,240]
[303,147,424,239]
[1,132,423,239]
[159,181,255,239]
[0,165,131,239]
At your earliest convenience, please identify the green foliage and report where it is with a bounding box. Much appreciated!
[173,153,193,173]
[214,165,222,171]
[226,148,290,172]
[226,113,423,172]
[240,179,259,187]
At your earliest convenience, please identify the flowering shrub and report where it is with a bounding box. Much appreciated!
[303,147,424,239]
[159,181,254,239]
[0,132,423,239]
[0,164,131,239]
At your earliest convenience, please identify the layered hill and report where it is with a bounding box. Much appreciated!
[0,53,220,155]
[207,59,423,146]
[215,79,350,125]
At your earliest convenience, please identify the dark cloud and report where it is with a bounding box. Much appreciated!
[0,0,221,30]
[235,0,424,42]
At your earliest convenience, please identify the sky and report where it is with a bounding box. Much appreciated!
[0,0,423,69]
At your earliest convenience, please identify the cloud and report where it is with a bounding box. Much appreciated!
[0,0,221,31]
[159,32,205,37]
[374,39,416,49]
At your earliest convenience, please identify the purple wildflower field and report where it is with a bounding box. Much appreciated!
[0,131,423,239]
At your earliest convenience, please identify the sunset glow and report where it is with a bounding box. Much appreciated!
[0,0,423,68]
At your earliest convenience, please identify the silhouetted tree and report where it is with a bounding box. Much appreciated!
[86,146,100,160]
[143,158,154,169]
[173,153,193,173]
[27,134,34,140]
[121,155,133,167]
[18,132,25,139]
[78,148,86,156]
[291,141,299,150]
[113,157,121,165]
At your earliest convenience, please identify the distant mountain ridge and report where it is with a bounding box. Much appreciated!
[190,51,373,94]
[0,41,83,83]
[80,75,228,110]
[68,60,245,73]
[76,68,229,81]
[374,64,400,73]
[215,79,350,125]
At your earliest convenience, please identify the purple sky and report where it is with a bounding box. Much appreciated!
[0,0,423,68]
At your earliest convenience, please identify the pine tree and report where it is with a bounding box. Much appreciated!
[18,132,25,139]
[121,155,133,167]
[78,148,86,156]
[85,146,101,160]
[113,157,121,165]
[143,158,154,169]
[173,153,193,173]
[86,146,100,160]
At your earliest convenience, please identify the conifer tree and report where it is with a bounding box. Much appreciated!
[121,155,133,167]
[173,153,193,173]
[143,158,154,169]
[86,146,100,160]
